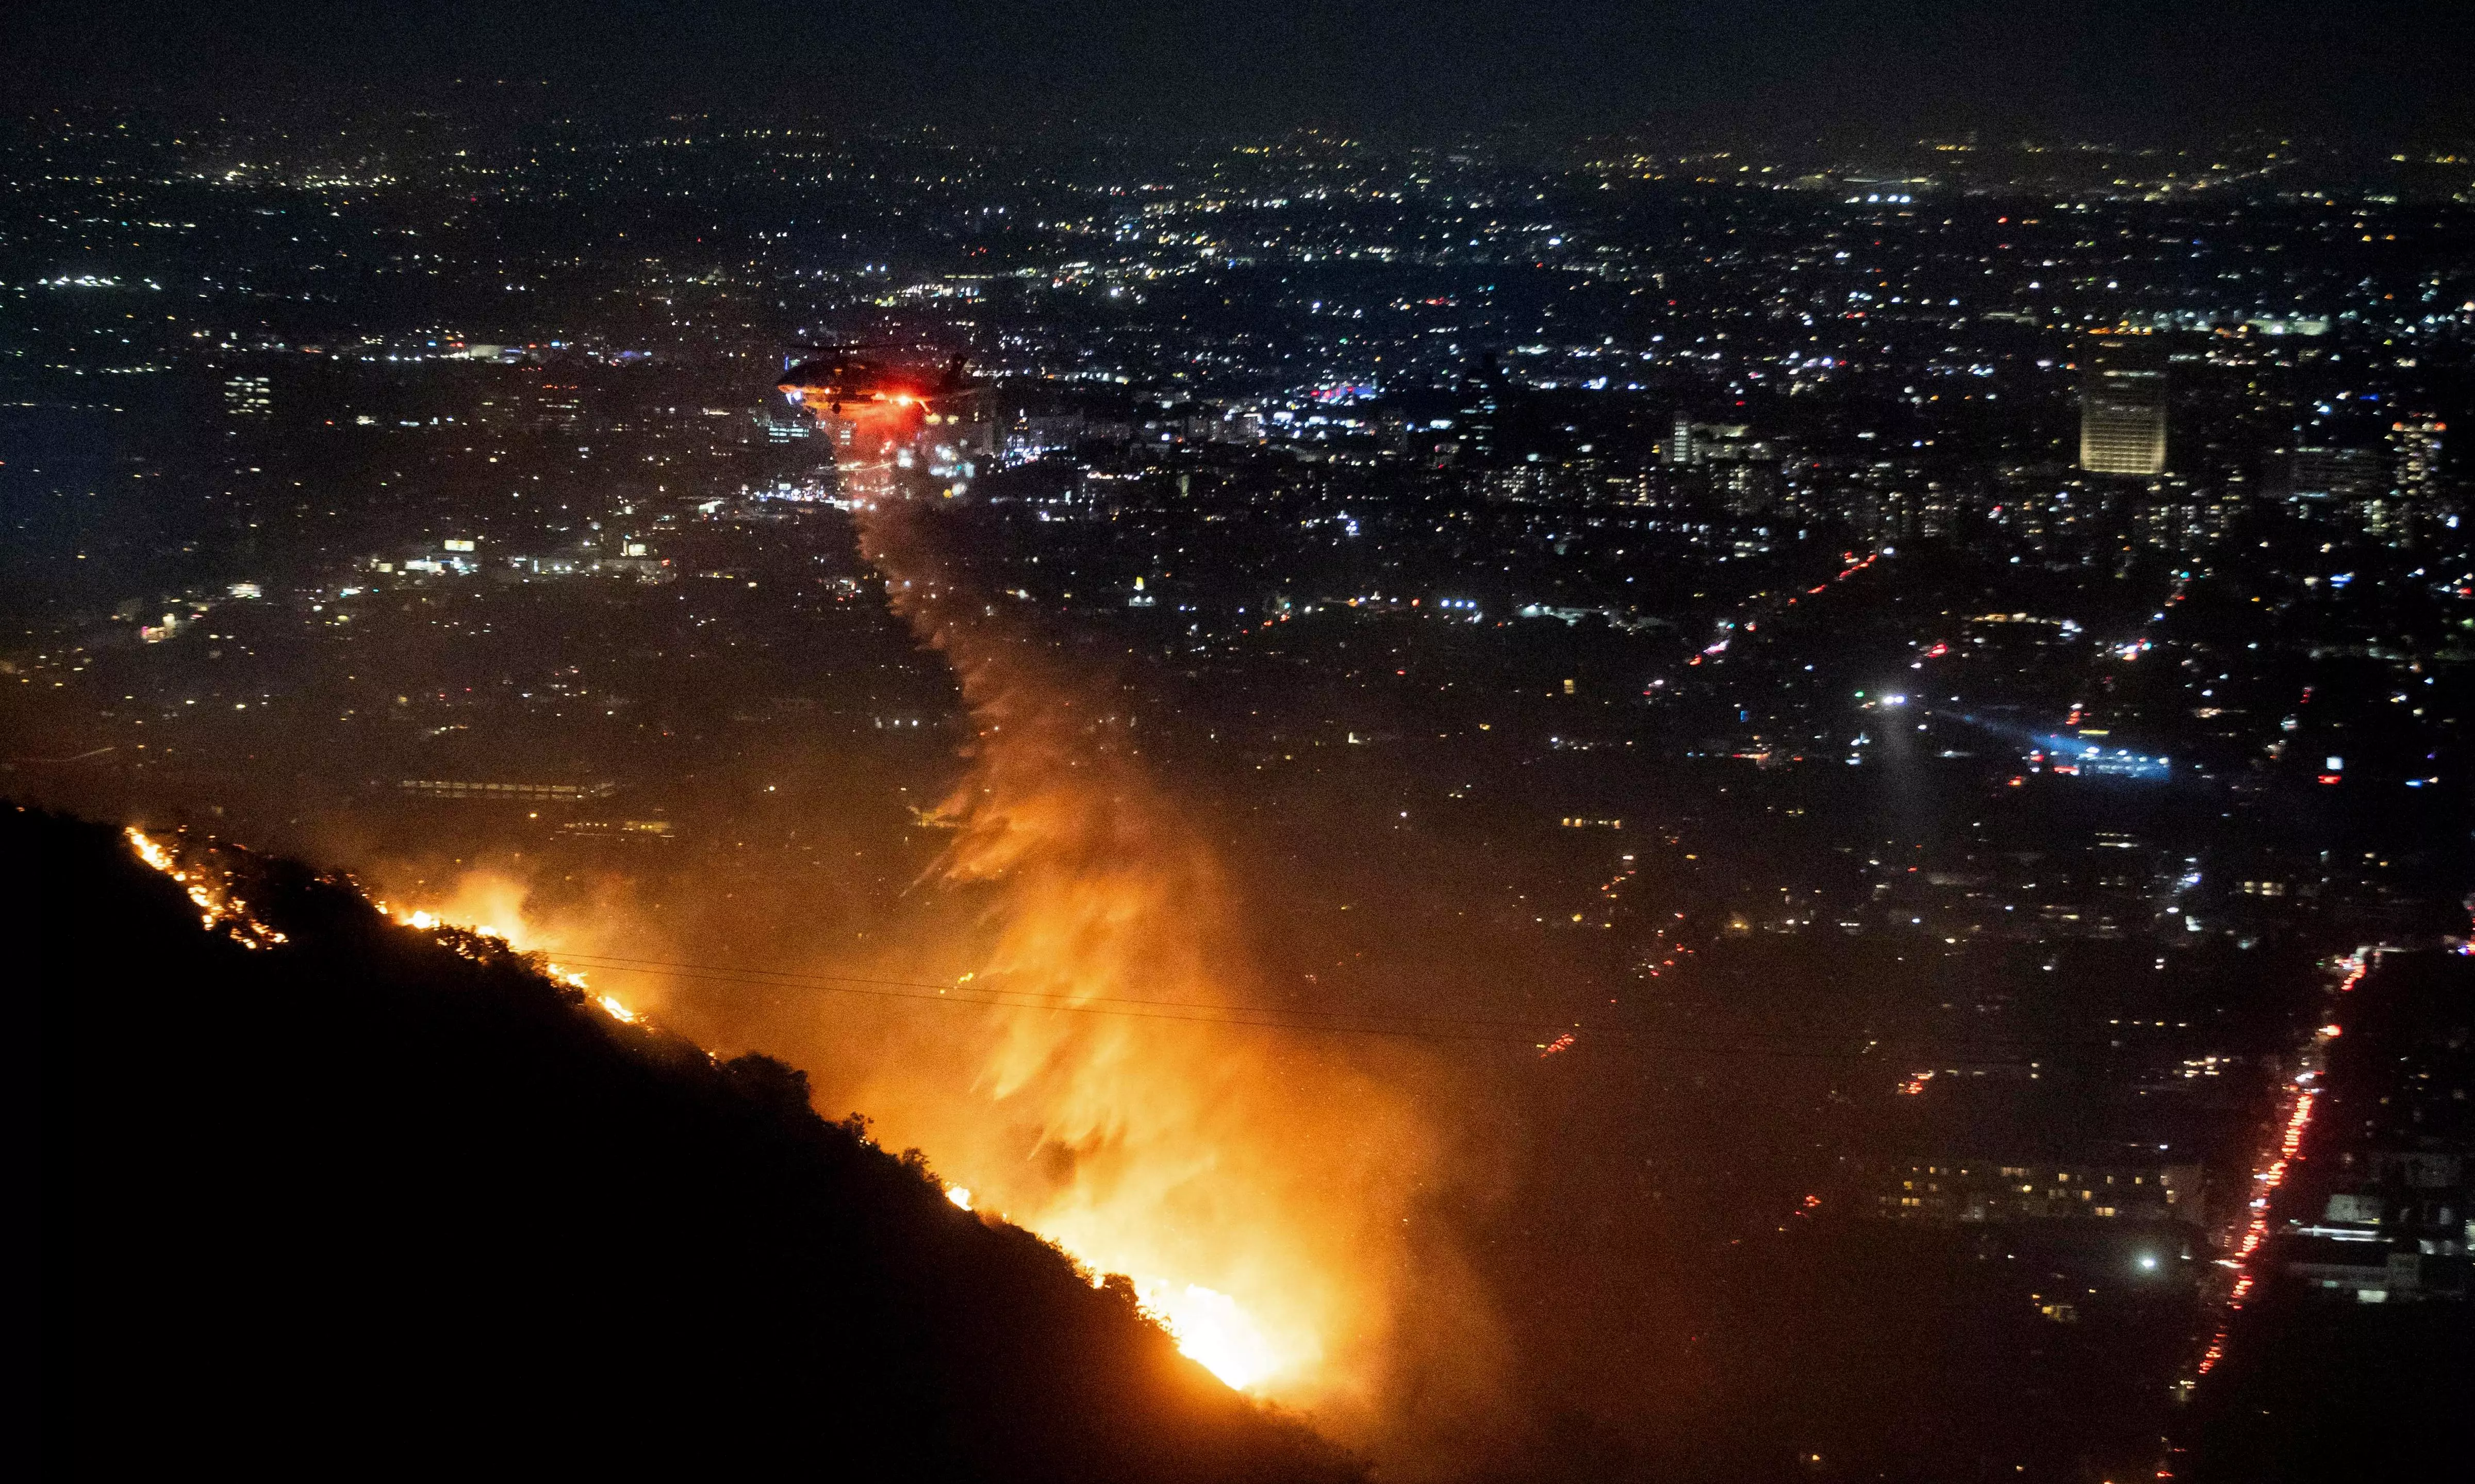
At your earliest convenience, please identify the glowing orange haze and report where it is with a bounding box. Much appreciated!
[382,408,1506,1460]
[828,412,1500,1434]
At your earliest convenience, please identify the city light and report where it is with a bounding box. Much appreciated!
[26,88,2472,1482]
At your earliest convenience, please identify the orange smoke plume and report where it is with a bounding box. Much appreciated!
[831,409,1500,1438]
[367,408,1508,1455]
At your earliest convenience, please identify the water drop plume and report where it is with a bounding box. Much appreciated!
[835,456,1505,1452]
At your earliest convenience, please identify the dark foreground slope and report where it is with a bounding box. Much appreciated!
[18,806,1358,1482]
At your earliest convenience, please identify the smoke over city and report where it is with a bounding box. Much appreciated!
[17,32,2475,1475]
[804,422,1503,1454]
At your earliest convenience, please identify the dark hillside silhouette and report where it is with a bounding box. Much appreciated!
[18,804,1360,1482]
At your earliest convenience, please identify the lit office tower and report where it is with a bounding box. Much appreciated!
[2391,417,2445,502]
[2288,446,2379,503]
[2078,337,2168,476]
[223,374,272,417]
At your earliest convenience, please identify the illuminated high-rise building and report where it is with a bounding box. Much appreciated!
[2078,337,2168,476]
[2288,446,2378,503]
[223,373,272,418]
[2391,417,2445,502]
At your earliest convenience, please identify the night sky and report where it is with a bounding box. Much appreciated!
[14,0,2475,142]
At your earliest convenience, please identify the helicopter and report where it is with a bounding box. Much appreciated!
[774,343,979,419]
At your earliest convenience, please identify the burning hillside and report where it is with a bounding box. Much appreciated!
[198,400,1515,1468]
[23,804,1362,1481]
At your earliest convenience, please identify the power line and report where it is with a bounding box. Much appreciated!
[547,949,2110,1061]
[558,950,1580,1027]
[570,957,1560,1046]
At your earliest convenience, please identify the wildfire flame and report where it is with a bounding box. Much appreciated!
[815,403,1491,1422]
[126,827,287,949]
[1138,1280,1282,1391]
[370,884,631,1021]
[132,820,1306,1396]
